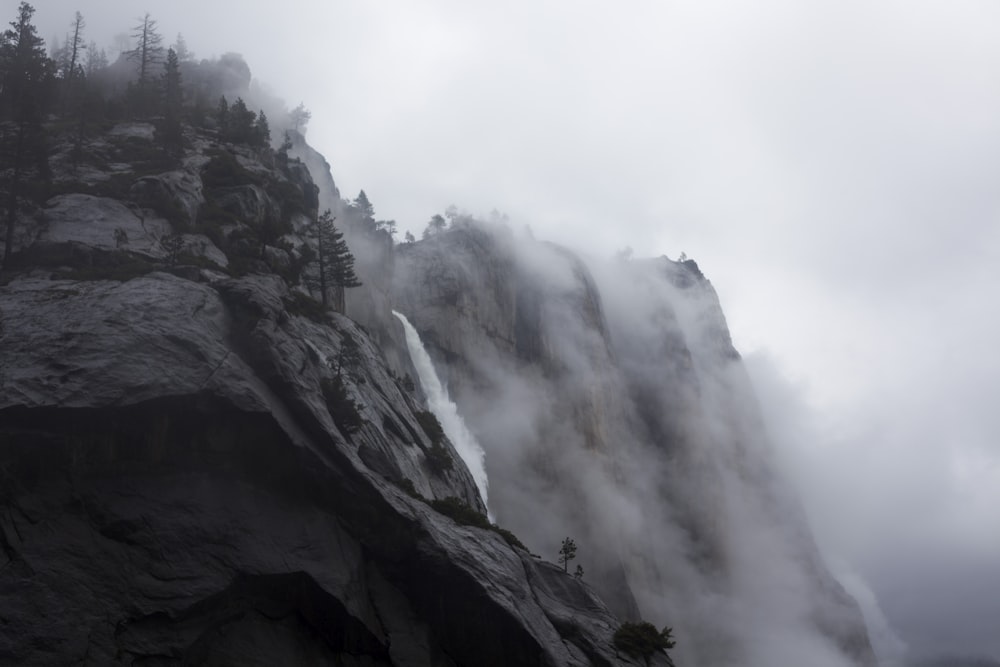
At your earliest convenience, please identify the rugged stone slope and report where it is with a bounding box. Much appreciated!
[0,124,666,666]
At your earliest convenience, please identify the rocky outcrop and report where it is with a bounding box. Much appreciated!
[0,124,663,666]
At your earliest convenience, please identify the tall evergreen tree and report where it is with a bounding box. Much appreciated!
[0,3,48,118]
[352,190,375,227]
[288,102,310,133]
[53,12,85,117]
[0,2,50,269]
[254,110,270,147]
[172,33,192,62]
[558,537,577,572]
[65,12,84,85]
[216,95,229,136]
[226,96,256,144]
[307,209,361,312]
[160,47,182,148]
[126,12,163,115]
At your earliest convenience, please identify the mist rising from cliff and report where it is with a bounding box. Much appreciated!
[394,222,875,666]
[394,310,491,514]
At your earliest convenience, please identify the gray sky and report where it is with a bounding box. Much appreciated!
[34,1,1000,662]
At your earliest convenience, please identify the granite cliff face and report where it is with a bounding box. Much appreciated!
[0,124,664,666]
[394,224,878,667]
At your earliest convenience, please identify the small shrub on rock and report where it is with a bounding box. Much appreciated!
[414,410,445,446]
[492,526,526,551]
[425,442,453,473]
[201,149,259,188]
[429,496,527,551]
[321,376,363,435]
[613,621,675,666]
[282,292,329,324]
[430,496,491,530]
[413,410,453,473]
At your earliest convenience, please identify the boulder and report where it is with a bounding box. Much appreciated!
[130,169,205,228]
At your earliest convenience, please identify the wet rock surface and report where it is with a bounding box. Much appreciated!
[0,125,652,666]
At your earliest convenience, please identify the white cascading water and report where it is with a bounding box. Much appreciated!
[393,311,491,515]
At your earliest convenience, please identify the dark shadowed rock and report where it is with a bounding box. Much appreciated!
[130,169,205,228]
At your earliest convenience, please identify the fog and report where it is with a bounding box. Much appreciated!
[32,1,1000,663]
[391,223,874,665]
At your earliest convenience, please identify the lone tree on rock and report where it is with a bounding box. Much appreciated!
[558,537,577,572]
[307,209,361,313]
[288,102,310,133]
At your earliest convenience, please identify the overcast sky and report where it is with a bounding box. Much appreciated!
[33,1,1000,662]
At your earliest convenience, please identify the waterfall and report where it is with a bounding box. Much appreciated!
[392,311,491,514]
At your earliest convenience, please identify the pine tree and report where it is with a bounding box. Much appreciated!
[65,12,84,85]
[160,47,182,148]
[172,33,191,62]
[276,130,293,171]
[254,110,270,147]
[422,213,446,239]
[126,12,163,115]
[0,3,48,119]
[333,332,361,380]
[288,102,310,133]
[352,190,375,227]
[226,96,256,144]
[558,537,577,572]
[0,2,50,269]
[216,96,229,136]
[128,13,163,84]
[307,209,361,312]
[57,11,85,117]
